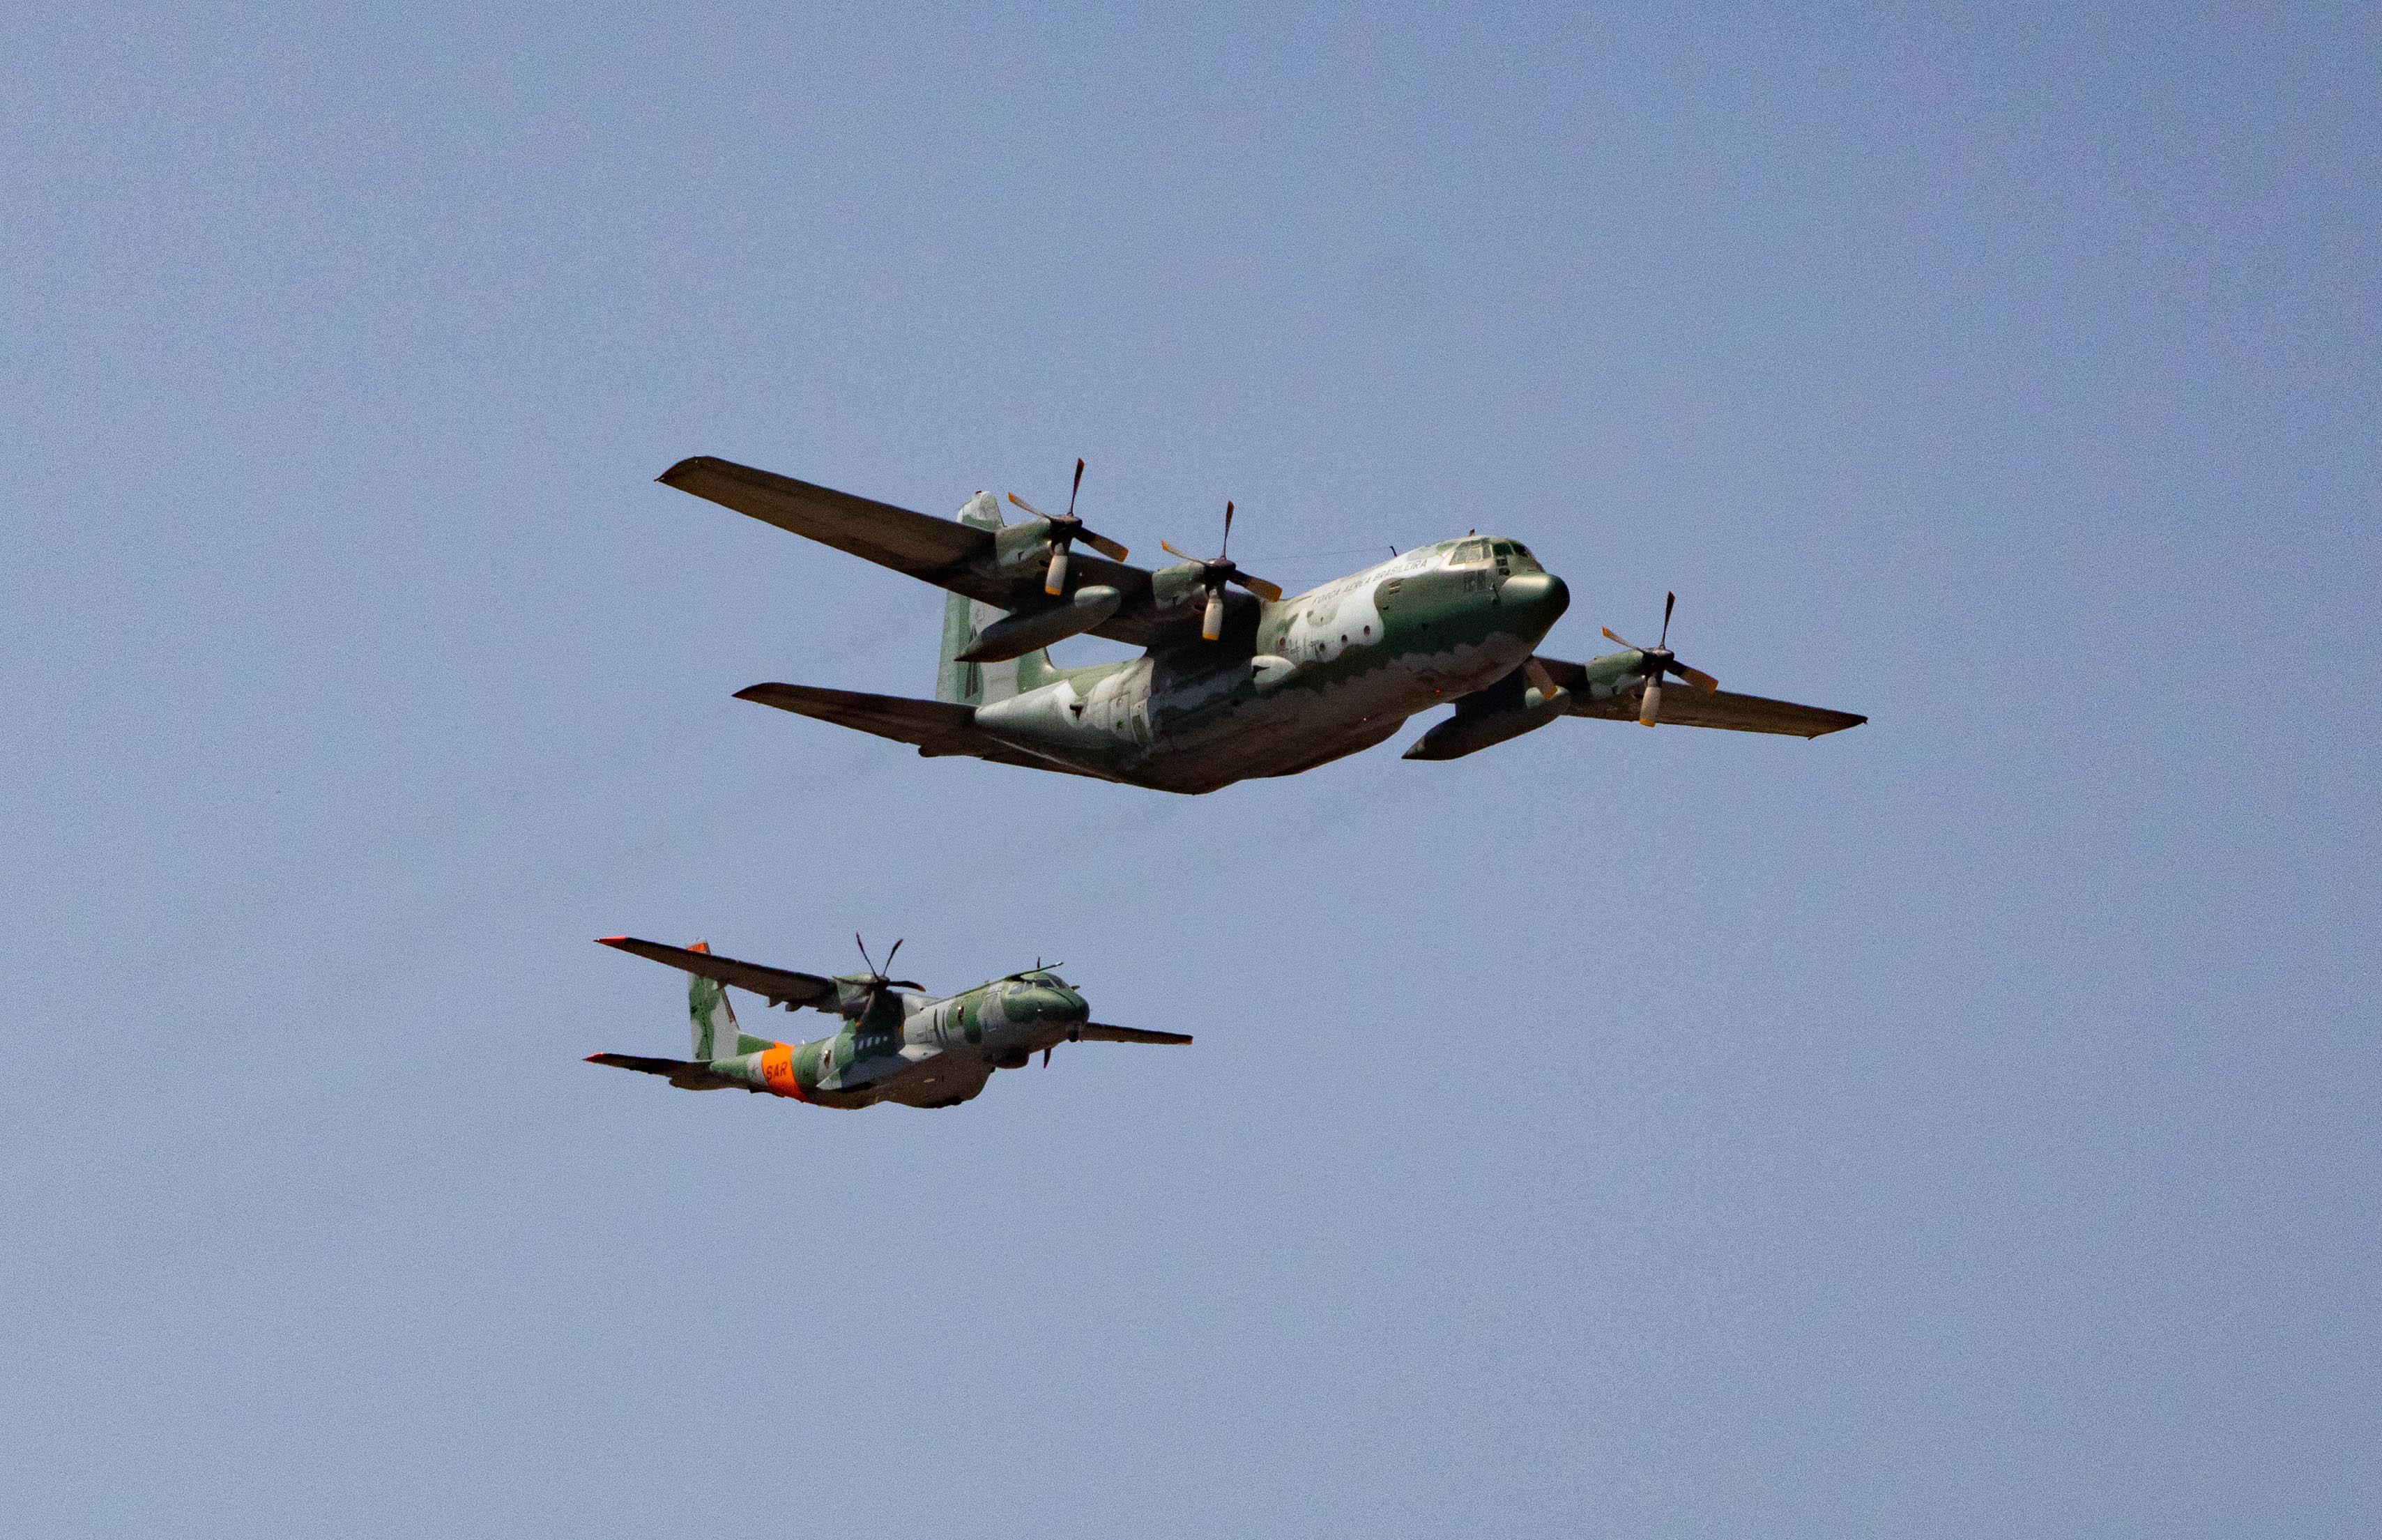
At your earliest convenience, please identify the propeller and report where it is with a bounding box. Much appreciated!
[1601,591,1720,726]
[1007,459,1130,596]
[851,933,922,1018]
[1161,501,1285,641]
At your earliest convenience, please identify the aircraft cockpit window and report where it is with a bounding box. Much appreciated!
[1492,541,1514,556]
[1449,539,1492,565]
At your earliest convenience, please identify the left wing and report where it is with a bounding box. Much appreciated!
[1532,655,1865,738]
[596,935,840,1011]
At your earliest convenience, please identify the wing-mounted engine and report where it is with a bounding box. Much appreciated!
[957,586,1126,663]
[1000,459,1130,595]
[951,459,1150,661]
[1159,501,1284,641]
[1402,657,1572,761]
[834,935,923,1021]
[1405,591,1865,757]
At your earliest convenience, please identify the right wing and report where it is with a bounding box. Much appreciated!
[596,936,839,1011]
[734,683,1122,782]
[1076,1023,1193,1045]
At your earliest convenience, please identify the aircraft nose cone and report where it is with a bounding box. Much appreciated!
[1024,986,1087,1023]
[1499,572,1570,635]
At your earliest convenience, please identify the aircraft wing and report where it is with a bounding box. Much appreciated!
[660,456,989,575]
[659,457,1177,645]
[596,935,839,1010]
[1076,1023,1193,1044]
[1532,656,1866,738]
[734,683,1124,782]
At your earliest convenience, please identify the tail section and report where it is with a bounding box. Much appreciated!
[936,491,1057,706]
[685,940,740,1060]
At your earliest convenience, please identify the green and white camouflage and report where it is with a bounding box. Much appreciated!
[586,936,1188,1111]
[660,457,1863,793]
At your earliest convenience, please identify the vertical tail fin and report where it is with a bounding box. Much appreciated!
[936,491,1055,706]
[685,940,739,1060]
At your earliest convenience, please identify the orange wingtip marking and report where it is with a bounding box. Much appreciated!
[689,940,710,952]
[596,936,629,945]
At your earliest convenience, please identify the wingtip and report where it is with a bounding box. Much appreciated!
[656,456,712,487]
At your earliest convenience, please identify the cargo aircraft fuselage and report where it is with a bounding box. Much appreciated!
[662,457,1863,793]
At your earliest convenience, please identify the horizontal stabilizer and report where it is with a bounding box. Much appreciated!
[736,682,1121,782]
[596,936,838,1012]
[585,1053,754,1091]
[1076,1023,1193,1045]
[735,682,986,754]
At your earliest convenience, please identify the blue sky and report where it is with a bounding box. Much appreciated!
[5,4,2376,1535]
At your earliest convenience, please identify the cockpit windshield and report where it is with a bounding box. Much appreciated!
[1449,538,1541,572]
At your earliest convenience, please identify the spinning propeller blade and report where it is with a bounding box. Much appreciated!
[1008,459,1129,595]
[1166,500,1283,637]
[1603,591,1720,725]
[850,934,920,1016]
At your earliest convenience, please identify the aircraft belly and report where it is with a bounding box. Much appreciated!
[883,1051,992,1108]
[972,669,1150,781]
[965,604,1539,793]
[1136,650,1435,791]
[824,1046,970,1108]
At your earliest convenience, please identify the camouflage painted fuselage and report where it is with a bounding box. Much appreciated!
[957,538,1570,793]
[689,970,1091,1110]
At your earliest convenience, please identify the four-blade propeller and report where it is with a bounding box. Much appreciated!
[850,933,922,1019]
[1008,458,1131,596]
[1161,501,1285,641]
[1602,592,1720,726]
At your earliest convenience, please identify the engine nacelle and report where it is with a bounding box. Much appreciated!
[957,586,1123,663]
[1400,683,1571,761]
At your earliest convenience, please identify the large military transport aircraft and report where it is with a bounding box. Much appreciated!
[659,456,1864,794]
[587,935,1189,1111]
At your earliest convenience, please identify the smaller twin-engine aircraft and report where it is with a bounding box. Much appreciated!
[586,934,1188,1111]
[657,455,1864,794]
